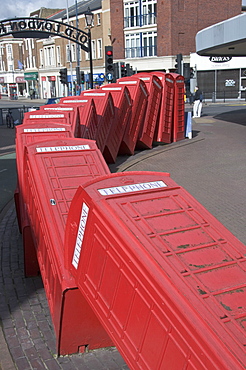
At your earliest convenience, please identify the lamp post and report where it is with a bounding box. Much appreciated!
[75,0,81,94]
[84,7,94,89]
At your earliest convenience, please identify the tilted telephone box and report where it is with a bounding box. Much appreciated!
[15,122,74,276]
[22,138,112,355]
[65,171,246,370]
[151,72,175,144]
[80,90,115,153]
[169,73,185,142]
[117,79,149,155]
[60,96,98,140]
[100,83,132,163]
[39,103,80,137]
[131,73,163,149]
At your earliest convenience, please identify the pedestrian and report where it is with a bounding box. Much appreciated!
[193,86,203,117]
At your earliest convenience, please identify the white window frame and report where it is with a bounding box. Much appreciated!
[44,46,55,67]
[97,13,101,25]
[124,0,157,28]
[125,33,140,58]
[40,49,44,67]
[91,40,96,59]
[97,39,102,59]
[56,46,61,66]
[71,43,76,62]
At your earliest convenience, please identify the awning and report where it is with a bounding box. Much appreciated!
[196,12,246,57]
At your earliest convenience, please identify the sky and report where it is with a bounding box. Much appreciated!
[1,0,246,20]
[0,0,75,20]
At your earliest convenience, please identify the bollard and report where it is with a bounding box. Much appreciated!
[185,111,192,139]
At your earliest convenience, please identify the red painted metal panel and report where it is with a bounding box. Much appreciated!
[59,97,99,140]
[60,96,90,104]
[39,103,80,137]
[132,73,163,149]
[15,122,74,276]
[23,138,112,354]
[80,90,115,153]
[117,78,149,155]
[100,83,132,163]
[23,110,71,127]
[169,73,185,142]
[151,72,175,143]
[65,171,246,369]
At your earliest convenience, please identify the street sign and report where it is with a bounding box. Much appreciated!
[106,72,113,81]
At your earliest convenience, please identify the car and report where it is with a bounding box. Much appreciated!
[45,97,62,105]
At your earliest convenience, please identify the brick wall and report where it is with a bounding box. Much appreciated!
[111,0,242,58]
[110,0,125,60]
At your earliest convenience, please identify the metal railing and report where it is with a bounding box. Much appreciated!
[125,45,157,59]
[202,90,241,103]
[124,13,156,28]
[0,106,39,126]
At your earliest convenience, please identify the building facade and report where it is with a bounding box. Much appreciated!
[110,0,242,72]
[0,0,244,99]
[0,0,111,98]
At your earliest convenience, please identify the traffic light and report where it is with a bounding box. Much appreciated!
[113,63,119,81]
[120,62,127,77]
[175,53,182,75]
[59,68,67,85]
[126,63,135,76]
[190,67,195,79]
[183,63,190,80]
[105,46,114,74]
[80,71,85,84]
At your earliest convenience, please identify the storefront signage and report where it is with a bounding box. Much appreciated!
[16,77,25,83]
[0,17,89,52]
[24,72,38,81]
[225,79,235,87]
[209,56,232,63]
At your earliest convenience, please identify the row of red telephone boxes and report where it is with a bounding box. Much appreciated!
[14,73,246,369]
[21,71,185,164]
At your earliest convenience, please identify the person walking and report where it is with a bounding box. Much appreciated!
[193,86,203,117]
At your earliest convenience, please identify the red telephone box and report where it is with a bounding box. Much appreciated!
[151,72,175,143]
[22,138,112,354]
[169,73,185,142]
[131,73,163,149]
[65,171,246,370]
[100,83,132,163]
[117,79,148,155]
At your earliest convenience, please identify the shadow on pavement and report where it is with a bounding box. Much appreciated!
[215,108,246,126]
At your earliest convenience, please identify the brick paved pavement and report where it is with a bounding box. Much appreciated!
[0,107,245,369]
[110,113,246,245]
[0,204,129,369]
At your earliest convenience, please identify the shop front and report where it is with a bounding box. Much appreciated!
[0,77,6,95]
[48,76,57,98]
[16,76,26,97]
[40,74,63,99]
[24,72,39,99]
[191,53,246,101]
[9,84,18,100]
